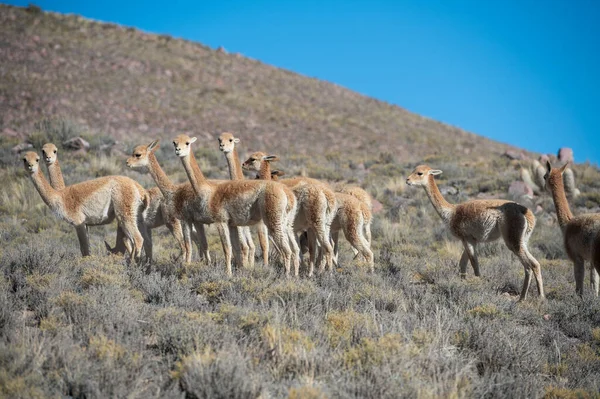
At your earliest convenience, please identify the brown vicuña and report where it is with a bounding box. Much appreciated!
[126,140,212,264]
[331,182,373,257]
[23,150,148,261]
[174,134,299,276]
[242,150,337,276]
[218,132,269,268]
[245,152,374,272]
[544,161,600,296]
[406,164,544,301]
[42,142,178,262]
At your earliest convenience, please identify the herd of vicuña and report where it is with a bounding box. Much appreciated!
[22,134,600,301]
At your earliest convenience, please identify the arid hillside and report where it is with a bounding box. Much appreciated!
[1,3,526,161]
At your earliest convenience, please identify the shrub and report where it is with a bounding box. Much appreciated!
[288,385,327,399]
[325,310,375,348]
[28,118,85,150]
[260,324,315,378]
[172,348,263,399]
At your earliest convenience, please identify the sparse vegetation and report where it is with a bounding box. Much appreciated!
[2,3,600,398]
[2,125,600,395]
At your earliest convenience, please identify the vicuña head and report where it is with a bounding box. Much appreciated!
[270,170,285,180]
[41,143,58,165]
[127,140,160,171]
[22,151,40,174]
[543,160,569,192]
[218,132,239,154]
[173,134,196,158]
[242,151,280,173]
[405,165,443,187]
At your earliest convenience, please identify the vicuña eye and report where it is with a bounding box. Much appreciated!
[53,150,57,153]
[135,154,141,158]
[186,142,189,145]
[417,172,423,176]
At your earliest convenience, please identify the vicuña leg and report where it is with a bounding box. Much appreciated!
[230,227,245,268]
[256,222,269,266]
[142,225,153,262]
[331,230,340,265]
[307,229,319,276]
[590,266,599,297]
[462,241,481,276]
[191,222,210,263]
[515,245,544,300]
[110,226,127,254]
[317,228,335,272]
[217,223,233,276]
[593,237,600,296]
[504,224,545,300]
[242,226,256,268]
[270,226,292,276]
[342,222,374,272]
[136,218,152,263]
[573,258,585,297]
[117,216,144,263]
[75,225,91,256]
[459,249,469,278]
[164,218,187,262]
[288,229,300,277]
[365,222,372,246]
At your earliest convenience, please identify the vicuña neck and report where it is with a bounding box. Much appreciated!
[224,148,244,180]
[30,169,61,209]
[549,177,573,230]
[148,152,175,197]
[47,160,65,190]
[423,175,455,223]
[259,160,272,180]
[180,151,208,195]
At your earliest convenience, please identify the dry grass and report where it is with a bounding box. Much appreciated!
[1,117,600,397]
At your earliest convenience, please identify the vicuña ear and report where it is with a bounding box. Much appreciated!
[148,139,160,151]
[190,137,197,144]
[263,155,279,162]
[546,160,552,173]
[234,138,240,144]
[559,162,570,174]
[429,169,443,176]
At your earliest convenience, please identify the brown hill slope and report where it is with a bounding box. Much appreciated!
[1,4,523,160]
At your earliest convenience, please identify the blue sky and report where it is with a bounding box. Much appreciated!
[7,0,600,164]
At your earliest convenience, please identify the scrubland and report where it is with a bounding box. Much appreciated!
[1,120,600,398]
